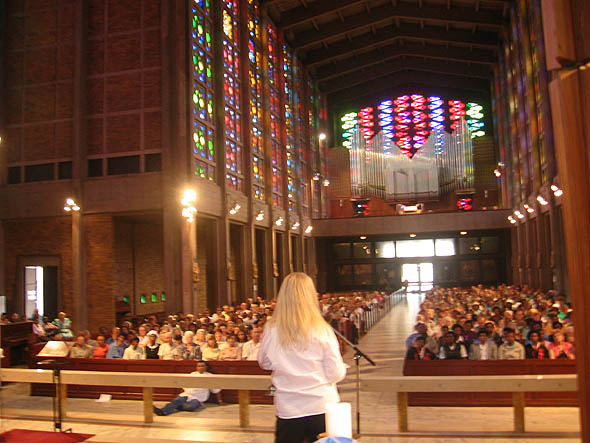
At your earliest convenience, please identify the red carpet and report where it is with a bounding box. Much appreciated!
[0,429,94,442]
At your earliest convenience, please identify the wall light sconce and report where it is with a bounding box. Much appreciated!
[291,222,300,231]
[229,202,241,215]
[312,172,320,181]
[305,225,313,234]
[524,204,534,213]
[255,210,264,221]
[507,216,517,224]
[181,189,197,222]
[551,185,563,197]
[318,133,327,141]
[64,198,80,212]
[536,195,548,206]
[322,179,330,187]
[275,217,284,227]
[409,233,417,238]
[514,210,525,219]
[460,231,468,235]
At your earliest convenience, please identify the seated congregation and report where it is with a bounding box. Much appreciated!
[21,290,388,363]
[405,285,575,361]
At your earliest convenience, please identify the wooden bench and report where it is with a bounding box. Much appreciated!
[29,354,272,404]
[403,359,578,406]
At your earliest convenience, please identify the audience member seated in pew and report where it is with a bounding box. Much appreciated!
[525,331,549,359]
[123,337,145,359]
[70,334,93,358]
[218,334,241,360]
[468,330,498,360]
[548,332,575,360]
[153,361,225,416]
[145,331,160,359]
[405,336,436,360]
[92,335,109,359]
[438,331,467,359]
[53,312,74,339]
[202,335,220,361]
[106,335,128,359]
[499,328,525,359]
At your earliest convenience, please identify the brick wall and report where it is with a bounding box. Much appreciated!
[87,0,162,161]
[85,215,115,328]
[4,0,76,169]
[3,217,73,315]
[113,221,134,309]
[134,223,164,315]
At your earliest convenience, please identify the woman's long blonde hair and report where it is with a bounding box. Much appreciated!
[267,272,331,348]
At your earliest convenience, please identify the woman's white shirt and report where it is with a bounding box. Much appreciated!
[258,325,347,419]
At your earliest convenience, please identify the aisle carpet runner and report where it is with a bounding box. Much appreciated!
[0,429,94,442]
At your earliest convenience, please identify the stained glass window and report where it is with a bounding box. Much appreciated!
[191,0,215,181]
[283,44,298,212]
[297,62,310,217]
[223,0,243,191]
[248,0,264,200]
[268,23,282,207]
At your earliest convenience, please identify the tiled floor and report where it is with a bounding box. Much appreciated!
[0,294,581,442]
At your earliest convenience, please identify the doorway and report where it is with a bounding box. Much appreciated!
[255,228,266,299]
[401,262,433,293]
[23,265,58,320]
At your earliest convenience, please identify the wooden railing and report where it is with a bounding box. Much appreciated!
[0,367,577,434]
[0,368,271,427]
[362,374,578,433]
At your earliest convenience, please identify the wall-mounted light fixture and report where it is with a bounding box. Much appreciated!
[275,217,284,227]
[536,195,548,206]
[181,189,197,222]
[305,226,313,234]
[551,185,563,197]
[255,210,264,221]
[291,222,300,231]
[229,202,241,215]
[64,198,80,212]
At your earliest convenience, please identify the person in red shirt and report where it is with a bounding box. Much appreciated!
[525,331,549,359]
[92,334,109,359]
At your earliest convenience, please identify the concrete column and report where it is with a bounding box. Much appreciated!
[71,212,86,330]
[543,0,590,435]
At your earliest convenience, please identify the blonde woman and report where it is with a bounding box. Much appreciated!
[258,272,347,443]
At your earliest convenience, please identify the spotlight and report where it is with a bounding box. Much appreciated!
[359,236,367,240]
[514,210,524,219]
[409,233,416,238]
[524,204,534,213]
[537,195,548,206]
[494,168,501,177]
[319,133,327,141]
[305,226,313,234]
[460,231,467,235]
[550,185,558,192]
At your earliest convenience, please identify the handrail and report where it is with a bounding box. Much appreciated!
[362,374,578,433]
[1,368,272,427]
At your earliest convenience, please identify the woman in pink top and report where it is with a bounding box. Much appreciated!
[548,332,575,359]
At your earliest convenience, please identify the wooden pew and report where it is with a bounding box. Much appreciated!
[1,322,33,367]
[29,354,272,404]
[403,359,578,407]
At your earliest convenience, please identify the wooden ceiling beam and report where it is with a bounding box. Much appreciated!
[278,0,367,31]
[291,2,505,50]
[314,42,497,81]
[303,23,499,68]
[321,58,491,94]
[329,72,490,108]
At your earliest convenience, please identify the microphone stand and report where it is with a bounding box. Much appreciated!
[332,326,376,436]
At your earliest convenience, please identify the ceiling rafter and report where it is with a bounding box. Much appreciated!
[302,22,499,68]
[277,0,367,31]
[329,71,490,108]
[314,42,496,82]
[321,57,491,94]
[290,3,505,50]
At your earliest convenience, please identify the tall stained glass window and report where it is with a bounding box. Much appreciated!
[283,44,297,212]
[223,0,243,191]
[268,23,283,207]
[191,0,215,181]
[297,62,310,217]
[248,0,264,200]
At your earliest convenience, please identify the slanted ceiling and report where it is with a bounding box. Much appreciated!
[264,0,509,109]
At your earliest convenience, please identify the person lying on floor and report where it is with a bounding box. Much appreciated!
[153,361,225,416]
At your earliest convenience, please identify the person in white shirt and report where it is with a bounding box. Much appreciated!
[242,327,261,360]
[258,272,347,443]
[158,332,176,360]
[153,361,224,416]
[123,337,145,359]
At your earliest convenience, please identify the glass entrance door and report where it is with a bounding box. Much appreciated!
[402,263,433,292]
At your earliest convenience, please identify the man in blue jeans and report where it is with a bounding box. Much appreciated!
[153,361,224,416]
